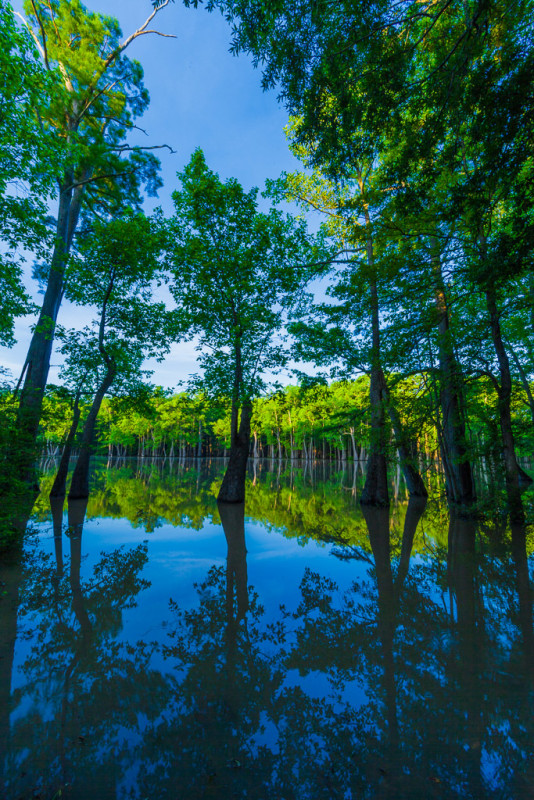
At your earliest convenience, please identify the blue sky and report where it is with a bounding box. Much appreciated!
[2,0,306,390]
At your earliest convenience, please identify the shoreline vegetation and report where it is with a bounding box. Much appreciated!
[4,374,534,477]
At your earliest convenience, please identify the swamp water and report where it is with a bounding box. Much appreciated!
[1,458,533,799]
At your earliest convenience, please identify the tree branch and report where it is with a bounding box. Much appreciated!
[102,0,176,73]
[111,143,176,154]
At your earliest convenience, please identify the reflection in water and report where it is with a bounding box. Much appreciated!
[220,501,249,629]
[1,461,534,798]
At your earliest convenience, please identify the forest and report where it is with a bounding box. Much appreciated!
[0,0,533,539]
[2,2,534,798]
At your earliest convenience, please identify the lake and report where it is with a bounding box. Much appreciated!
[1,457,533,799]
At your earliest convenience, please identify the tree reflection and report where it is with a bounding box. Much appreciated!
[2,495,167,800]
[147,494,534,799]
[3,463,534,798]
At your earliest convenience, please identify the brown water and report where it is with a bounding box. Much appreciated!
[1,458,533,799]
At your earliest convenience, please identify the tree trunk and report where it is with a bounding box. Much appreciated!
[486,287,531,516]
[431,242,475,506]
[50,391,83,499]
[384,387,427,497]
[68,368,115,500]
[197,421,202,458]
[218,400,252,503]
[361,209,389,506]
[16,178,85,475]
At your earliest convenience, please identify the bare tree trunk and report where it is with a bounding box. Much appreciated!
[68,368,115,500]
[50,388,84,499]
[218,400,252,503]
[16,176,86,476]
[384,387,427,497]
[431,243,475,506]
[486,287,531,516]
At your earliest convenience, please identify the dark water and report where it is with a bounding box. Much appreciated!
[1,458,534,799]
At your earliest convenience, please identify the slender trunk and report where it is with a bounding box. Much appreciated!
[361,362,389,505]
[383,386,427,497]
[486,287,531,514]
[253,430,259,459]
[197,421,202,458]
[218,400,252,503]
[218,339,252,503]
[68,368,115,500]
[361,206,389,506]
[431,242,475,506]
[16,177,86,472]
[50,390,83,499]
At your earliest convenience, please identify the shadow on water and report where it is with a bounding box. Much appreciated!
[1,460,534,798]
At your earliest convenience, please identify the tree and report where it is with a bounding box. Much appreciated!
[64,213,172,499]
[48,327,104,498]
[13,0,173,472]
[168,149,329,502]
[268,120,429,504]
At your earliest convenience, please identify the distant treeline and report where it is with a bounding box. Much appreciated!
[27,374,534,466]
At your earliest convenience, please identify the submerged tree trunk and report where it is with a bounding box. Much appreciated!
[68,368,115,500]
[50,386,84,499]
[383,386,427,497]
[431,243,475,507]
[218,399,252,504]
[361,361,390,506]
[486,287,531,517]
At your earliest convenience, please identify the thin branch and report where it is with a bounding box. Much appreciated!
[102,0,176,74]
[78,79,121,123]
[13,11,46,61]
[65,169,136,191]
[30,0,50,69]
[111,143,176,154]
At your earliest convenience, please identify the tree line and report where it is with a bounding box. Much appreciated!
[31,376,533,474]
[0,0,533,536]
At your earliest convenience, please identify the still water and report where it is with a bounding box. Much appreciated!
[1,458,533,799]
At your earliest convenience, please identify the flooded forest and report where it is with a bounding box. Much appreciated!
[0,0,533,797]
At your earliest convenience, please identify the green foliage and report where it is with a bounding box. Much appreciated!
[0,0,59,346]
[168,149,331,404]
[65,212,172,393]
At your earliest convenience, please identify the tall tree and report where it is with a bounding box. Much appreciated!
[269,122,428,504]
[168,149,329,502]
[64,213,171,499]
[14,0,172,470]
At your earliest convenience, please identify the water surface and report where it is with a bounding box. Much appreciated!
[1,459,533,799]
